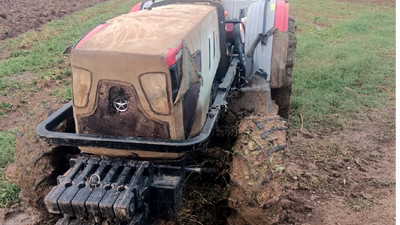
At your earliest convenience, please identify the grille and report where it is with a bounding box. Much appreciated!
[77,80,170,139]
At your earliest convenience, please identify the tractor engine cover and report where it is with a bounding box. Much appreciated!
[70,4,222,158]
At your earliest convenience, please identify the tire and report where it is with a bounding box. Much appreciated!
[228,116,287,225]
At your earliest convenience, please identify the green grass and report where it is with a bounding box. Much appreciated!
[51,86,72,99]
[289,0,395,130]
[0,0,140,96]
[0,130,19,207]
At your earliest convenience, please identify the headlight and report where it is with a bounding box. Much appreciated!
[139,73,170,115]
[72,67,92,108]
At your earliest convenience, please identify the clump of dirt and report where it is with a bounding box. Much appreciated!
[0,0,113,41]
[0,204,41,225]
[177,173,231,225]
[5,100,79,224]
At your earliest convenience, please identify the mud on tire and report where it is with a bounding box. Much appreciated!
[228,116,287,225]
[5,102,78,223]
[272,18,297,119]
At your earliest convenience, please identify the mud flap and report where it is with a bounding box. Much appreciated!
[270,31,289,88]
[228,115,287,225]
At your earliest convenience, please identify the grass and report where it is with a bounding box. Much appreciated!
[51,86,72,99]
[0,101,13,118]
[289,0,395,130]
[0,130,19,207]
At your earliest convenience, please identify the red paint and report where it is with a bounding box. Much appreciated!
[129,2,142,13]
[283,2,289,31]
[274,0,289,32]
[225,23,233,42]
[165,42,183,67]
[75,23,109,49]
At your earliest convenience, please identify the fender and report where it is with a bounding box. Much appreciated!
[274,0,289,32]
[129,2,142,12]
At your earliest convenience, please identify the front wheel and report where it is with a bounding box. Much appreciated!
[228,115,287,225]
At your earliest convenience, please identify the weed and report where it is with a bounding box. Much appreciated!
[348,192,374,211]
[0,78,22,96]
[0,130,19,207]
[0,102,12,118]
[368,154,384,162]
[63,69,71,77]
[298,172,333,192]
[0,130,16,168]
[0,170,19,207]
[3,29,11,37]
[6,50,30,59]
[0,102,12,110]
[377,179,395,187]
[275,165,285,173]
[51,86,72,99]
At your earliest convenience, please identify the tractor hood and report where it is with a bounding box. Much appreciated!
[70,3,221,145]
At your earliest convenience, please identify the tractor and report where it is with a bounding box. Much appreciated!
[8,0,296,224]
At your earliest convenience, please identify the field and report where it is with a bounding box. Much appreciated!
[0,0,112,41]
[283,0,395,223]
[0,0,395,224]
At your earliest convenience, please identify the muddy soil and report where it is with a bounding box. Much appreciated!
[1,97,395,225]
[0,204,41,225]
[279,101,395,224]
[0,0,111,41]
[0,0,395,224]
